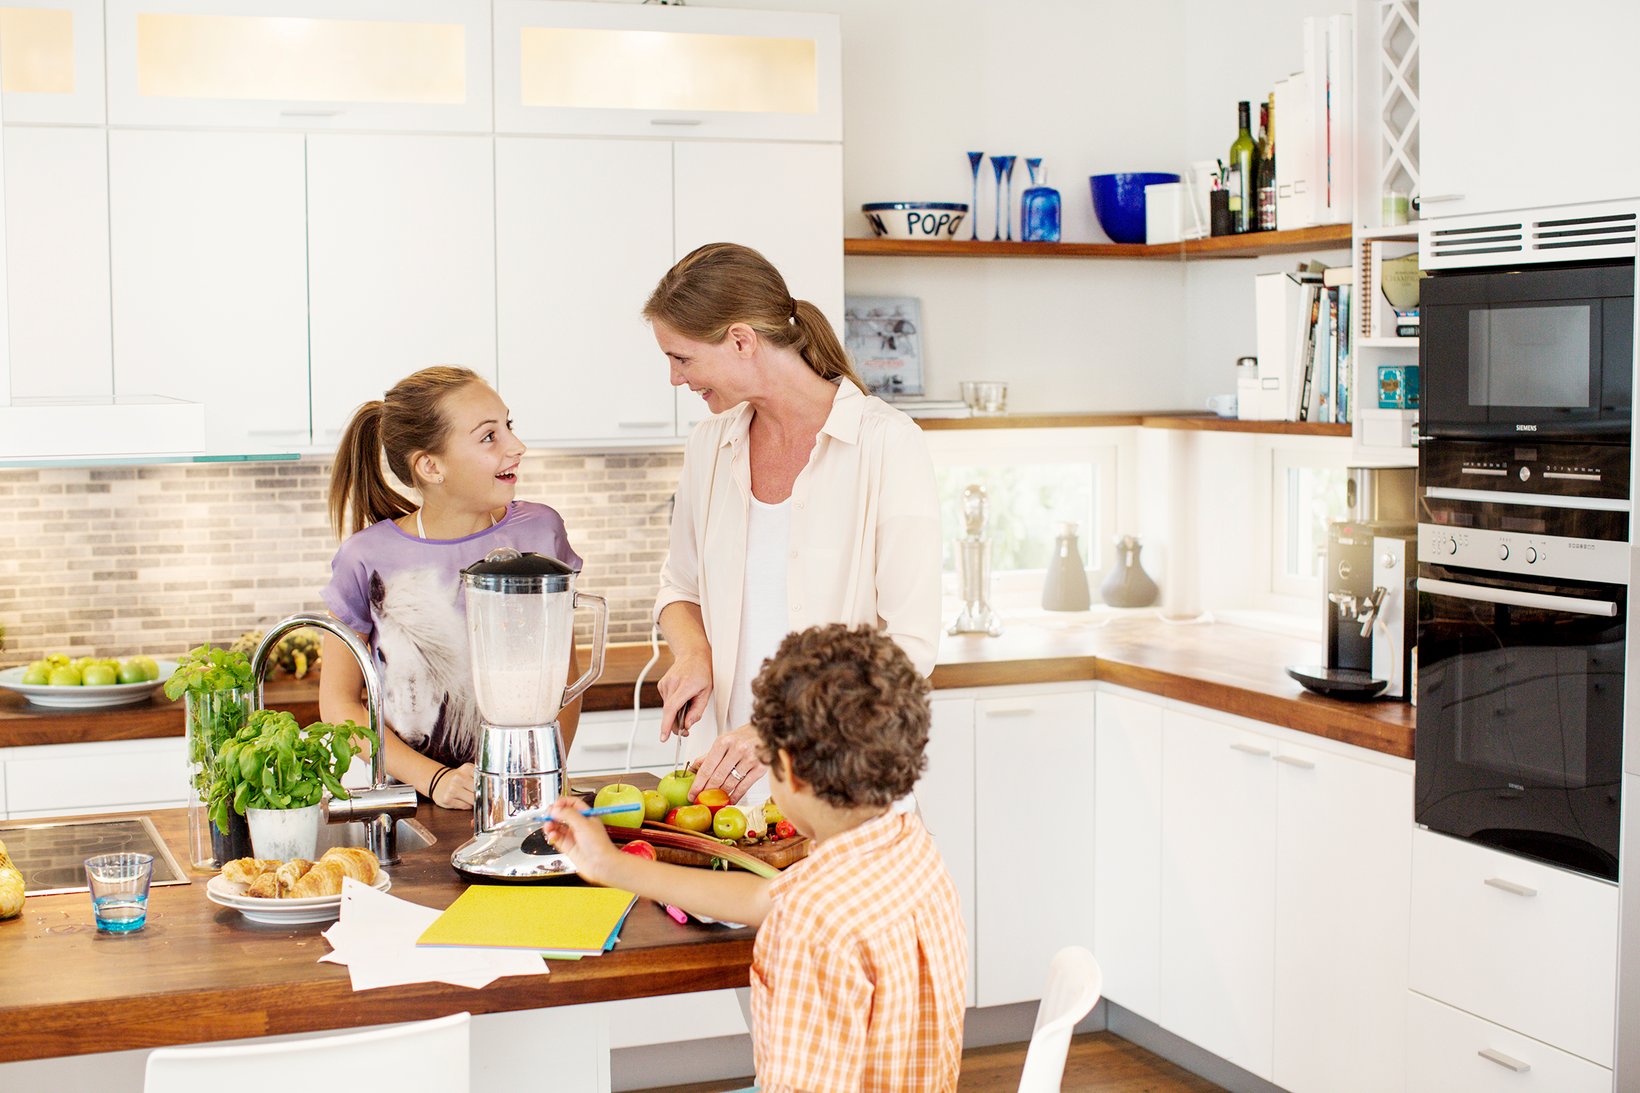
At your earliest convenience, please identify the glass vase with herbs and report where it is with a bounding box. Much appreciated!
[166,645,255,869]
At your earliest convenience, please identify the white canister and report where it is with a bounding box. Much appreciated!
[1145,181,1185,245]
[246,804,322,862]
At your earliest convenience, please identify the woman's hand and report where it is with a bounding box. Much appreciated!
[544,797,622,886]
[689,724,765,804]
[657,650,713,743]
[431,762,477,810]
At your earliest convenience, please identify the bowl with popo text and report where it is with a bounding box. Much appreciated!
[862,202,969,241]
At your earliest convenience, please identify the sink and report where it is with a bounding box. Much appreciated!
[317,817,437,855]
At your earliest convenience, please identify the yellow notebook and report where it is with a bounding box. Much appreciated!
[416,885,639,955]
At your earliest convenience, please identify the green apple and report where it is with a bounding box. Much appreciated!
[48,665,83,687]
[71,657,95,673]
[657,768,696,810]
[117,660,146,685]
[82,664,118,687]
[592,782,645,829]
[128,655,159,681]
[21,661,50,686]
[712,806,748,841]
[641,789,669,823]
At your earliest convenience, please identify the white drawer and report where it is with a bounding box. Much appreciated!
[569,708,676,775]
[4,738,189,815]
[1407,990,1612,1093]
[1410,829,1618,1066]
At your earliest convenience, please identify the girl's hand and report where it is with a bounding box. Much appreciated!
[544,797,621,885]
[690,724,765,804]
[657,650,713,743]
[431,762,476,810]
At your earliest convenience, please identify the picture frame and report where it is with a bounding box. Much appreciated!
[843,295,924,398]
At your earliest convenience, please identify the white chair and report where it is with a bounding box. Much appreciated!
[1016,947,1103,1093]
[143,1011,470,1093]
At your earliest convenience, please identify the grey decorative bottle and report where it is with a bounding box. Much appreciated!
[1100,535,1159,608]
[1041,522,1091,611]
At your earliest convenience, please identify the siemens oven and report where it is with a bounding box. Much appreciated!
[1415,439,1628,881]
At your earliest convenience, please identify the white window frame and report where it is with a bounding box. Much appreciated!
[1263,438,1353,602]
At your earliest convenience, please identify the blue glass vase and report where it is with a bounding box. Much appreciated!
[1020,157,1061,243]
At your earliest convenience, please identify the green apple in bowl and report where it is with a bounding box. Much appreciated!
[20,661,50,686]
[47,665,82,687]
[82,663,119,687]
[592,783,646,829]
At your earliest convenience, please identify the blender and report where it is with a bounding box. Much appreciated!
[450,549,606,881]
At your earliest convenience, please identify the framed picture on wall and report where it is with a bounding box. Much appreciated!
[843,295,923,398]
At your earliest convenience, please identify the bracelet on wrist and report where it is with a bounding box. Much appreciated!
[428,765,452,799]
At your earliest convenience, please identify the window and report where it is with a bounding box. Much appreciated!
[1269,446,1350,598]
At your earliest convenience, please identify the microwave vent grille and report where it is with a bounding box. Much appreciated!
[1422,205,1638,268]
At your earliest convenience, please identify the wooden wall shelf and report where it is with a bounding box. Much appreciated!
[844,223,1354,261]
[914,412,1351,437]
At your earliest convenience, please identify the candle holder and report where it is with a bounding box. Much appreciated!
[966,152,984,241]
[989,155,1016,242]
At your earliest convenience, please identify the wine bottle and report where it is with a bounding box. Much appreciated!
[1227,100,1257,234]
[1255,96,1277,231]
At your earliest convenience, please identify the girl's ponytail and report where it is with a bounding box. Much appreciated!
[328,400,413,539]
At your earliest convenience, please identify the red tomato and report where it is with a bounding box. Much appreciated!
[774,820,798,841]
[619,840,657,861]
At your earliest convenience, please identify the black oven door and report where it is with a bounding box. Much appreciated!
[1421,263,1633,440]
[1415,564,1623,880]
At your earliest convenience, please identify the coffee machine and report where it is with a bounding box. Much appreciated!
[1288,519,1417,700]
[450,549,606,881]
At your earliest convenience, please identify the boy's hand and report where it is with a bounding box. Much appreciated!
[544,797,622,886]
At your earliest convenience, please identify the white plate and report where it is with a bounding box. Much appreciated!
[206,870,392,925]
[0,660,178,709]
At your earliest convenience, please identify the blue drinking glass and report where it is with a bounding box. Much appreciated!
[990,155,1016,242]
[966,152,984,241]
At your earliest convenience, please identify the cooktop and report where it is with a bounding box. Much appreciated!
[0,816,191,896]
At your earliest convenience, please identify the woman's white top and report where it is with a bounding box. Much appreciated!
[718,496,791,806]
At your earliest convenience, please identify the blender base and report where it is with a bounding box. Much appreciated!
[450,828,580,882]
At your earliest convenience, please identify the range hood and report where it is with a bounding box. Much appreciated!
[0,394,207,460]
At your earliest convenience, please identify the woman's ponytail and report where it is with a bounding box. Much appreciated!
[790,297,866,393]
[328,400,413,539]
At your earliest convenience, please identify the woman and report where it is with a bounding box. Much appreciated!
[648,242,941,805]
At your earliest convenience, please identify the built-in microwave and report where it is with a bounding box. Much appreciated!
[1420,260,1634,440]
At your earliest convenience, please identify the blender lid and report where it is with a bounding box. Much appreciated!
[461,548,577,592]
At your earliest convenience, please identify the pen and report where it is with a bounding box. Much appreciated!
[662,903,689,925]
[580,801,643,818]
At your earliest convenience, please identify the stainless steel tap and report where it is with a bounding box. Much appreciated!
[251,613,419,864]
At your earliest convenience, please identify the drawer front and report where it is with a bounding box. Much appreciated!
[569,709,675,775]
[1407,991,1612,1093]
[1410,829,1618,1066]
[4,739,188,815]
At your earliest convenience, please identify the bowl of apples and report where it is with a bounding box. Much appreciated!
[0,652,174,709]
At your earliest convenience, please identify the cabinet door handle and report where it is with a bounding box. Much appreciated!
[982,707,1033,718]
[1477,1047,1531,1073]
[1273,754,1315,769]
[578,742,629,752]
[1229,742,1272,758]
[617,421,671,430]
[1483,877,1538,898]
[281,109,342,118]
[650,117,704,127]
[1420,193,1465,203]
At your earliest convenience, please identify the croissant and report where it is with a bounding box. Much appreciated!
[245,871,282,899]
[320,847,380,886]
[222,858,280,886]
[289,859,345,898]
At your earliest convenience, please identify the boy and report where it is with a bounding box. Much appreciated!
[546,623,967,1093]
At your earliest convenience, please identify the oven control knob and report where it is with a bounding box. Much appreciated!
[1498,544,1510,561]
[1526,547,1539,564]
[1445,538,1458,556]
[1519,466,1531,482]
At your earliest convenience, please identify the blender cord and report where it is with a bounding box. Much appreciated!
[626,622,663,774]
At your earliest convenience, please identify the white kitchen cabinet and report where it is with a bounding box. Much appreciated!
[973,687,1095,1008]
[1093,689,1163,1020]
[3,127,112,399]
[1407,990,1613,1093]
[108,129,310,454]
[306,133,496,447]
[0,0,106,124]
[1,737,188,817]
[918,695,977,1007]
[1272,737,1411,1093]
[569,707,674,779]
[104,0,491,132]
[495,137,675,446]
[493,0,840,143]
[1159,707,1278,1081]
[1410,827,1619,1068]
[1419,0,1640,217]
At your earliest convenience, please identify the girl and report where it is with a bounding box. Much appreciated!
[319,366,582,810]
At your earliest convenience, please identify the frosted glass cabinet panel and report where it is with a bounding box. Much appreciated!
[105,0,491,130]
[495,0,839,140]
[0,0,105,123]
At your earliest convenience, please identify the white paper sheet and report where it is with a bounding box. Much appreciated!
[320,878,547,991]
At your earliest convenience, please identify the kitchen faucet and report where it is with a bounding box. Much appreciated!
[251,613,419,864]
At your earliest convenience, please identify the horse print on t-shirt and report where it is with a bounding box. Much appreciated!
[368,567,478,769]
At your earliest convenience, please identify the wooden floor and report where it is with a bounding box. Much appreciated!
[633,1031,1225,1092]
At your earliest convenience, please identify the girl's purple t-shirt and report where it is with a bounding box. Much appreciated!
[322,501,582,769]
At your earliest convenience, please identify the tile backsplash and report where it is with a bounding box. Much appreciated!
[0,451,682,664]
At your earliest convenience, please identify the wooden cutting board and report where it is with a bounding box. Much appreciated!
[572,771,810,872]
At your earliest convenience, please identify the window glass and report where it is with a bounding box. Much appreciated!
[1282,464,1349,581]
[934,464,1100,574]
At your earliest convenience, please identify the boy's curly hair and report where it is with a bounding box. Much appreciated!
[750,624,931,809]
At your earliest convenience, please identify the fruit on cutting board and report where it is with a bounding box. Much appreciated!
[0,838,24,919]
[712,806,748,841]
[696,787,730,816]
[619,840,657,861]
[593,783,646,828]
[641,790,669,823]
[657,768,696,809]
[667,804,712,833]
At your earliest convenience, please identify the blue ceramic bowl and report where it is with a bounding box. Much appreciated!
[1088,172,1181,244]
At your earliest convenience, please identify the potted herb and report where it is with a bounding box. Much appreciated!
[211,709,376,862]
[165,644,255,868]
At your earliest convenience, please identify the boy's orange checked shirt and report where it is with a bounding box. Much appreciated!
[750,810,967,1092]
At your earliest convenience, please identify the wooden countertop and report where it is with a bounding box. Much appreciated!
[0,801,755,1064]
[1,617,1414,760]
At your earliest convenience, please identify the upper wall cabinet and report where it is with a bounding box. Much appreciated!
[493,0,840,142]
[103,0,492,131]
[1420,0,1640,217]
[0,0,106,123]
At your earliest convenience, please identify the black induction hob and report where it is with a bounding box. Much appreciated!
[0,816,191,896]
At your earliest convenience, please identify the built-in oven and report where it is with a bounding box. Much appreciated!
[1415,439,1629,881]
